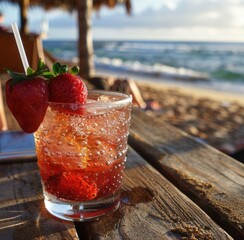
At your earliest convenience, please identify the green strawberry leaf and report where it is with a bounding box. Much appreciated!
[27,67,34,75]
[7,60,81,83]
[49,62,78,77]
[53,62,62,76]
[6,69,27,85]
[27,59,49,77]
[69,66,79,75]
[42,71,54,79]
[5,58,49,86]
[37,58,45,69]
[60,65,68,74]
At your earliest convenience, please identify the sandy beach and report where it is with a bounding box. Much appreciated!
[96,69,244,161]
[96,68,244,105]
[138,81,244,106]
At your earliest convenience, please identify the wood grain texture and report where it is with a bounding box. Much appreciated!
[76,148,232,240]
[0,162,78,240]
[129,109,244,239]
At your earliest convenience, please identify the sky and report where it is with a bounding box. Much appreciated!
[1,0,244,42]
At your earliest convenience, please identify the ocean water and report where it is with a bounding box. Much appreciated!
[43,40,244,94]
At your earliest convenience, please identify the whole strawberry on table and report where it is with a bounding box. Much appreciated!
[5,59,88,133]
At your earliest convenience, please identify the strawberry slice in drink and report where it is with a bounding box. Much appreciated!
[45,171,98,202]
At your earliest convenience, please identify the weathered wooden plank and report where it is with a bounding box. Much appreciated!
[129,109,244,239]
[76,147,232,240]
[0,162,78,240]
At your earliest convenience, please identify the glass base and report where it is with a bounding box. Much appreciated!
[44,191,120,221]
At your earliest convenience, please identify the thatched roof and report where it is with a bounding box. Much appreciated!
[0,0,131,14]
[93,0,131,14]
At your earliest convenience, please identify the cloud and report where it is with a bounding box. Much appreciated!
[92,26,244,42]
[47,27,78,40]
[29,10,76,29]
[29,0,244,30]
[49,14,76,28]
[92,0,244,29]
[91,0,244,41]
[26,0,244,41]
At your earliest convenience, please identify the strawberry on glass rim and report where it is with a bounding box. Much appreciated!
[5,60,88,133]
[5,59,49,133]
[44,62,88,115]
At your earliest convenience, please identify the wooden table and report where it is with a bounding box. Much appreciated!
[0,109,243,240]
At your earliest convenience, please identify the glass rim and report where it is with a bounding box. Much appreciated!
[48,90,132,108]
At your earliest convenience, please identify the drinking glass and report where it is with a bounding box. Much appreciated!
[34,91,132,221]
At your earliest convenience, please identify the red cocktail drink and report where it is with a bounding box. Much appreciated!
[34,91,132,221]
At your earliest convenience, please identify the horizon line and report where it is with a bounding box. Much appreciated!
[43,39,244,44]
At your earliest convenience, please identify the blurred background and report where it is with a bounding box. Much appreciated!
[0,0,244,161]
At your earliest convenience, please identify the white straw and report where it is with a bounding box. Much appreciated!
[11,23,29,74]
